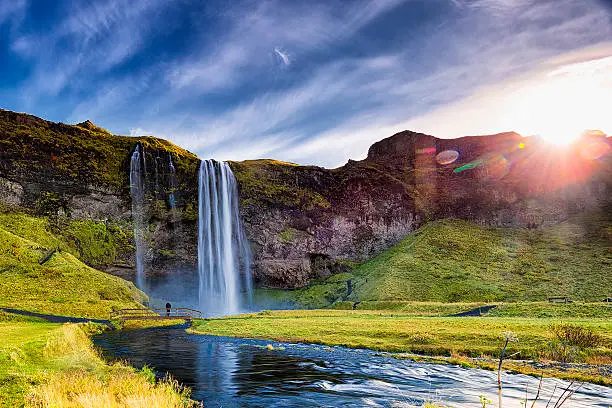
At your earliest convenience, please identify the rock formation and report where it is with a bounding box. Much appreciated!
[1,108,610,288]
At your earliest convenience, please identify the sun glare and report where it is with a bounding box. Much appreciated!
[502,56,612,145]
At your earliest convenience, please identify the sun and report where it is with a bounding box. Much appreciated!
[503,56,612,145]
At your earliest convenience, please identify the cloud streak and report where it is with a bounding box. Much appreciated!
[2,0,611,168]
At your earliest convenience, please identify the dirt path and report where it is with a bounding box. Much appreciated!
[0,307,112,327]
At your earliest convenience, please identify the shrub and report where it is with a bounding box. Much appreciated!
[550,323,602,349]
[543,323,603,363]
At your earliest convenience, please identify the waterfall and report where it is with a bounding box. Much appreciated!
[130,144,146,290]
[168,153,176,209]
[198,160,252,316]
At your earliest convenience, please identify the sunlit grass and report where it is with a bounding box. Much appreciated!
[0,212,146,319]
[190,309,612,385]
[0,322,199,408]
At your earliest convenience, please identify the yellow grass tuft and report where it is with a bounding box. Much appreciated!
[27,371,199,408]
[10,324,201,408]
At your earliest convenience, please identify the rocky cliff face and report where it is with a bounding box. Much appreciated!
[0,108,200,280]
[232,131,611,287]
[1,109,610,289]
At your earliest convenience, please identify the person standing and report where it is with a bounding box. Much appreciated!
[165,302,171,317]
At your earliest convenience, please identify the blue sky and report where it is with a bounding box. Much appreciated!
[1,0,611,167]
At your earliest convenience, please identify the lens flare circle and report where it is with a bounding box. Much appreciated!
[436,150,460,165]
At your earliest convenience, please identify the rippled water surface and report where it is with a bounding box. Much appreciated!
[93,327,611,407]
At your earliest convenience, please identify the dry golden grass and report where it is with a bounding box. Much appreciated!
[27,371,198,408]
[0,323,199,408]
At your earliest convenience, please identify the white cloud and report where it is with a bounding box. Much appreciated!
[274,47,291,66]
[166,0,407,93]
[19,0,609,169]
[12,0,166,104]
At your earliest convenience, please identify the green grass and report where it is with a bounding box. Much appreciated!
[272,212,612,308]
[0,322,197,407]
[190,309,612,385]
[0,212,146,319]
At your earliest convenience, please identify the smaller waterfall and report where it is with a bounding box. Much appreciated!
[168,153,176,209]
[130,144,146,290]
[198,160,252,316]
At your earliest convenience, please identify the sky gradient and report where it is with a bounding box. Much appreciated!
[1,0,611,167]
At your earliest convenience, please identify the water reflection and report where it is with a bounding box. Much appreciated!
[94,328,612,408]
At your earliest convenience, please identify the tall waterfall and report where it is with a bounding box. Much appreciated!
[130,144,146,290]
[168,153,176,209]
[198,160,252,316]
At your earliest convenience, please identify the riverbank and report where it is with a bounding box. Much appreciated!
[189,309,612,386]
[0,313,199,407]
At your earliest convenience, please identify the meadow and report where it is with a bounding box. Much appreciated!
[190,305,612,386]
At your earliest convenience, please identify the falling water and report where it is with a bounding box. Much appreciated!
[168,153,176,209]
[130,144,146,290]
[198,160,252,316]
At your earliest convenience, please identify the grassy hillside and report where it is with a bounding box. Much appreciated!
[275,212,611,308]
[0,211,146,318]
[0,108,198,191]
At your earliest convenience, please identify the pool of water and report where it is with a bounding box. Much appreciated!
[93,327,611,407]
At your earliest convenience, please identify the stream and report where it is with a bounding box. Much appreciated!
[93,327,612,407]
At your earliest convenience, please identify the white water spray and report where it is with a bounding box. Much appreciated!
[198,160,252,316]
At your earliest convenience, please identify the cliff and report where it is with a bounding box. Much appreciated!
[1,109,610,288]
[0,108,201,279]
[234,130,611,287]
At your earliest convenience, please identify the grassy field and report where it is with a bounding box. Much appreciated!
[190,308,612,385]
[263,212,612,309]
[0,211,146,318]
[0,315,198,407]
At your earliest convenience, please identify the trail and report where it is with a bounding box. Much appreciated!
[1,307,112,327]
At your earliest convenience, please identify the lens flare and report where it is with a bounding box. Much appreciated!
[436,150,460,165]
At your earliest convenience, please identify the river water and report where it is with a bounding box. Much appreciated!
[93,327,611,407]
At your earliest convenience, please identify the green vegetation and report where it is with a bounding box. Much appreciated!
[486,302,612,318]
[190,309,612,385]
[348,214,611,302]
[270,213,612,308]
[230,159,331,210]
[0,321,198,407]
[0,211,145,318]
[0,109,198,193]
[0,210,133,269]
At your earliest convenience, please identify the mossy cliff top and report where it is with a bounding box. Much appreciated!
[0,109,199,194]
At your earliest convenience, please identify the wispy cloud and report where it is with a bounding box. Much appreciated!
[12,0,167,105]
[179,0,612,166]
[166,0,406,93]
[274,48,291,66]
[4,0,610,168]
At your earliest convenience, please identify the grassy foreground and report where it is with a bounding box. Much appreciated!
[190,308,612,385]
[0,314,199,408]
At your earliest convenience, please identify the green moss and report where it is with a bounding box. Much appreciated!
[63,220,131,268]
[0,109,199,193]
[270,212,612,308]
[230,160,331,210]
[279,227,298,243]
[347,213,612,303]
